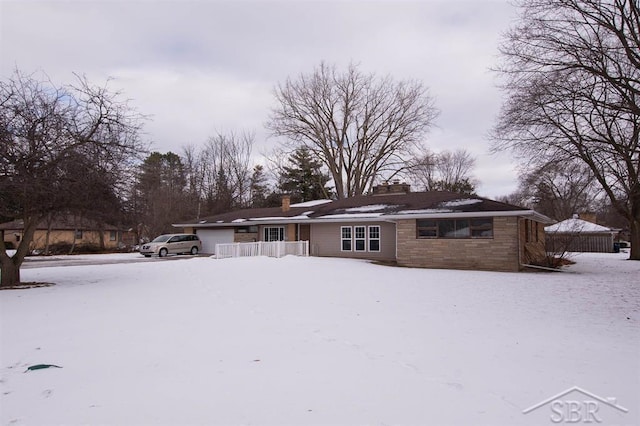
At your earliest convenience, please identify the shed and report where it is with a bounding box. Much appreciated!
[545,218,618,253]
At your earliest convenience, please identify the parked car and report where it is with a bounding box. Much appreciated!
[139,234,202,257]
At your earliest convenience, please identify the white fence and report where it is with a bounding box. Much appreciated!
[215,241,309,259]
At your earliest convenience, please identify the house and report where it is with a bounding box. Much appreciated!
[174,183,552,272]
[545,216,619,253]
[0,215,134,253]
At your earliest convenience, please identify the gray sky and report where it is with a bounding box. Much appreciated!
[1,0,521,198]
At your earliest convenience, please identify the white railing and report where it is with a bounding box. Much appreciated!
[215,241,309,259]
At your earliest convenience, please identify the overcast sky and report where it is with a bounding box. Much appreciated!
[1,0,521,198]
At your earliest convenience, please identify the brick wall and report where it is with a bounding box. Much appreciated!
[234,232,258,243]
[396,217,521,272]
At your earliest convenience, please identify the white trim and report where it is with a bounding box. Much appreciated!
[340,226,352,252]
[368,225,381,252]
[263,226,285,242]
[354,226,366,252]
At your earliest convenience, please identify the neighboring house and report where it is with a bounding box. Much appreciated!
[545,216,619,253]
[0,215,133,252]
[174,182,552,272]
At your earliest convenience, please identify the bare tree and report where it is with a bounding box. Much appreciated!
[267,62,438,199]
[517,160,603,221]
[407,148,439,191]
[408,148,477,193]
[184,130,255,216]
[492,0,640,260]
[0,69,146,287]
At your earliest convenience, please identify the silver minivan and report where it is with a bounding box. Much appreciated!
[140,234,202,257]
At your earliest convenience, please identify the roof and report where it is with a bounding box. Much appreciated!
[174,191,552,228]
[545,218,616,234]
[0,216,121,231]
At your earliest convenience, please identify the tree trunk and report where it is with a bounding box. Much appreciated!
[629,218,640,261]
[0,257,20,287]
[44,212,53,255]
[0,216,39,287]
[69,230,77,255]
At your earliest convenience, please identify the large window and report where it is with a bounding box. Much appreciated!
[369,226,380,251]
[341,225,381,252]
[264,227,285,242]
[416,218,493,239]
[354,226,366,251]
[341,227,352,251]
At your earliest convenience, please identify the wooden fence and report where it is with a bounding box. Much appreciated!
[546,233,614,253]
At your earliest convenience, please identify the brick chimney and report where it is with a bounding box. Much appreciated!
[372,180,411,195]
[281,194,291,212]
[579,212,597,223]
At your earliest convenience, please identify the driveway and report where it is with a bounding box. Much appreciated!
[19,253,208,269]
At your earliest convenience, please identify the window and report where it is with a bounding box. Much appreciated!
[369,226,380,252]
[417,219,437,238]
[438,219,469,238]
[109,231,117,241]
[354,226,366,251]
[264,227,284,242]
[341,225,381,252]
[236,226,259,233]
[75,230,83,239]
[471,218,493,238]
[341,227,352,251]
[417,218,493,239]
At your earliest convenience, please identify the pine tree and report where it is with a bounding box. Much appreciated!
[278,147,332,202]
[249,165,270,208]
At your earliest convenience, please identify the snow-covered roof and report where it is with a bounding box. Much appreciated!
[317,213,385,219]
[290,199,333,208]
[343,204,391,212]
[545,218,615,233]
[441,199,483,207]
[173,191,552,228]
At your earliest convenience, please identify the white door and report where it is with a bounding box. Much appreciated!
[196,229,234,254]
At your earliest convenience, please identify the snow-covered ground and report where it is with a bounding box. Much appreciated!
[1,252,638,425]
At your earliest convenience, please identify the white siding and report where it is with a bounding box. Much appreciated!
[196,229,234,254]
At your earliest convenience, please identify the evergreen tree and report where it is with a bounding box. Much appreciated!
[278,147,332,202]
[134,152,188,237]
[249,165,270,208]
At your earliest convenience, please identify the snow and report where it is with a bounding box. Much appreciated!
[343,204,391,212]
[231,218,247,223]
[546,218,615,233]
[290,200,333,208]
[317,213,384,219]
[397,208,454,214]
[1,253,638,425]
[441,199,483,207]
